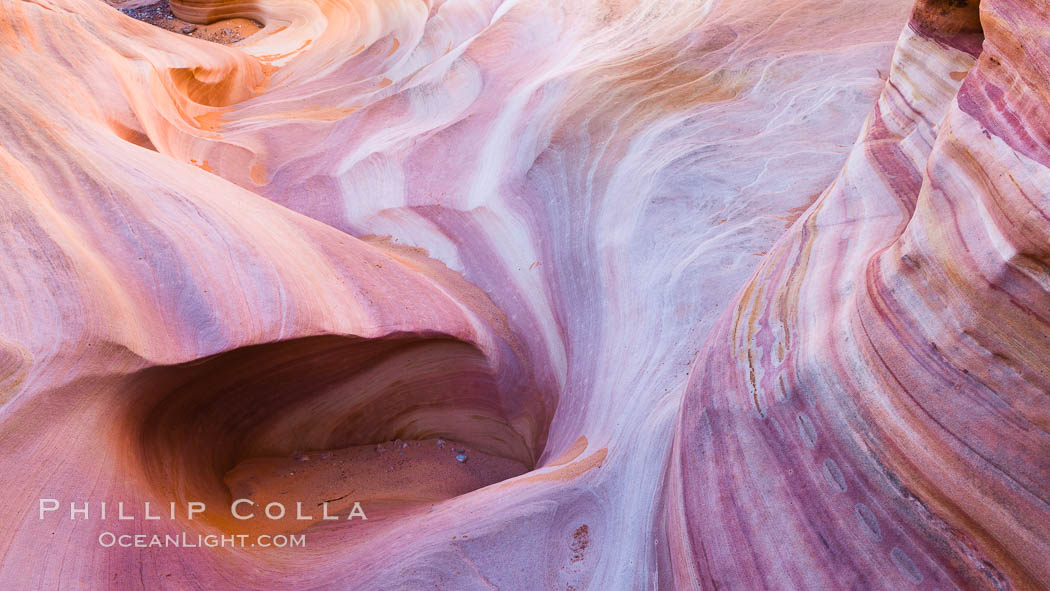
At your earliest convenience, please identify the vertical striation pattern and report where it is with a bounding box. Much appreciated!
[668,0,1050,589]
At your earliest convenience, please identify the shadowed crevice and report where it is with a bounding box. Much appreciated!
[121,334,547,533]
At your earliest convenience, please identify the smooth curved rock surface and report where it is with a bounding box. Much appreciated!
[668,1,1050,589]
[1,0,1047,588]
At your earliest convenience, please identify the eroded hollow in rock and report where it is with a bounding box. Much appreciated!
[909,0,984,57]
[122,334,547,534]
[111,0,262,45]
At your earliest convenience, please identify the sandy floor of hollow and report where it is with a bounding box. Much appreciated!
[222,438,530,534]
[107,0,262,45]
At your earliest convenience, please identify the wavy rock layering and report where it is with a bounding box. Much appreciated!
[1,0,1048,588]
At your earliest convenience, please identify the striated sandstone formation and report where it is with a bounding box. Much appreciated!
[668,0,1050,589]
[0,0,1047,588]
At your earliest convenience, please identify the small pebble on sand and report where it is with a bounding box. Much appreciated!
[455,454,468,463]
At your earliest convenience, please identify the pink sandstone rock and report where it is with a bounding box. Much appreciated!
[0,0,1047,588]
